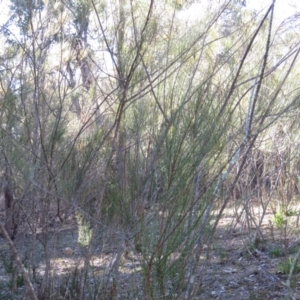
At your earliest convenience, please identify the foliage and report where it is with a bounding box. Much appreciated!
[0,0,300,299]
[270,246,284,258]
[273,210,288,228]
[278,256,300,275]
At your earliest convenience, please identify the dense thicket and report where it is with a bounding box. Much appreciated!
[0,0,300,299]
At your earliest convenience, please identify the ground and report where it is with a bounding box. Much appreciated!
[1,200,300,299]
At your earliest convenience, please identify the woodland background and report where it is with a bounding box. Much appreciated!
[0,0,300,299]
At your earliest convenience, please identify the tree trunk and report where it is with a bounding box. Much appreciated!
[3,179,17,240]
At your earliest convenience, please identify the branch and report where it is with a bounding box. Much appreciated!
[0,223,38,300]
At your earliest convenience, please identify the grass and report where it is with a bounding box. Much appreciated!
[278,256,300,275]
[273,211,287,228]
[270,246,283,258]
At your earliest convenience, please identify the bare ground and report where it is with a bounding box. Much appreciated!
[1,201,300,299]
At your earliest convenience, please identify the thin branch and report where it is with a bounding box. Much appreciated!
[0,223,38,300]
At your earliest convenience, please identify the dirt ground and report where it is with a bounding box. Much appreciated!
[1,200,300,299]
[197,206,300,300]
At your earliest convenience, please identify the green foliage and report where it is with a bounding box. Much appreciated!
[273,211,287,228]
[9,0,44,34]
[278,257,300,275]
[285,209,297,217]
[0,0,300,298]
[270,246,283,258]
[8,274,25,289]
[219,249,229,263]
